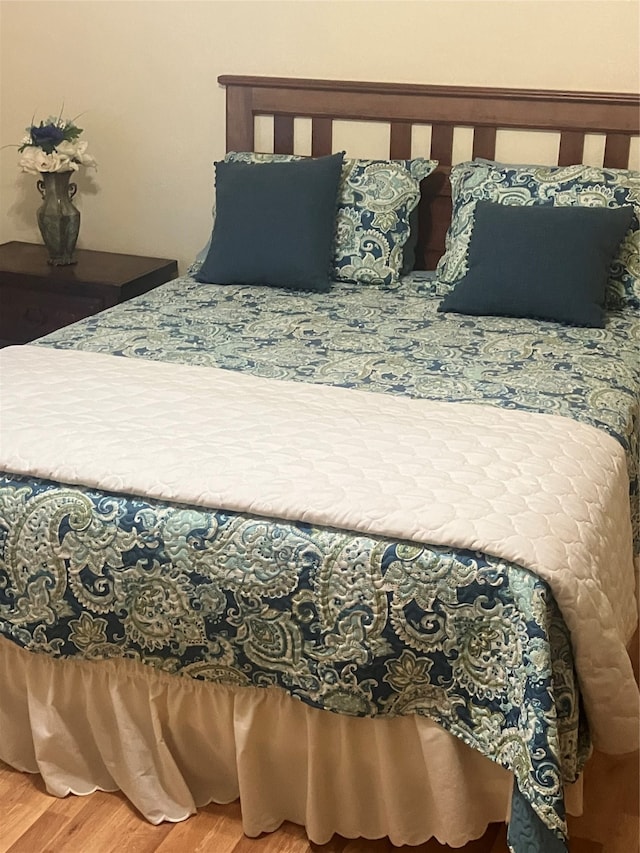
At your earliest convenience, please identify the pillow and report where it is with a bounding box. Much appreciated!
[334,157,436,284]
[436,161,640,308]
[400,206,420,275]
[196,153,344,292]
[438,201,633,327]
[188,233,212,276]
[225,152,437,285]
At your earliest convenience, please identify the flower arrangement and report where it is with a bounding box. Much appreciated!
[18,115,96,175]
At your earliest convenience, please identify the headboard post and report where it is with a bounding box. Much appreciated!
[225,85,254,151]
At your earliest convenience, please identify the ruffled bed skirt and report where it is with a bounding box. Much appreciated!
[0,637,584,847]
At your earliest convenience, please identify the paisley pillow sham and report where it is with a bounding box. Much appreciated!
[225,152,437,286]
[435,160,640,309]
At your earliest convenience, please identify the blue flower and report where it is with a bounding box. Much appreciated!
[30,123,65,154]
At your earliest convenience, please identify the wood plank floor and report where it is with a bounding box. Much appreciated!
[0,756,637,853]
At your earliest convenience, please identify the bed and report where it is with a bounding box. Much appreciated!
[0,76,639,853]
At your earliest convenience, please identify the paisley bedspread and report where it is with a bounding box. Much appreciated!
[1,272,639,853]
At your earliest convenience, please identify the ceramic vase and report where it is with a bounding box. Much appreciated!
[36,171,80,265]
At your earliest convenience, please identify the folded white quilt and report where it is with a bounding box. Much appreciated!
[0,345,637,752]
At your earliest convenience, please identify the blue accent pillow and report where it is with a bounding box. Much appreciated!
[438,201,634,327]
[196,153,344,292]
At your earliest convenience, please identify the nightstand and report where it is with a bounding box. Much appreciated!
[0,241,178,346]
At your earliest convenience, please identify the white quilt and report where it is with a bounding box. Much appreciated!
[0,344,638,752]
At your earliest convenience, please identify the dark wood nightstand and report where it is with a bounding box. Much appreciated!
[0,241,178,346]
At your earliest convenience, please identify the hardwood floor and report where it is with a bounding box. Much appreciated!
[0,756,637,853]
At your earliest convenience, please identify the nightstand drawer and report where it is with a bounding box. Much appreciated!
[0,285,105,343]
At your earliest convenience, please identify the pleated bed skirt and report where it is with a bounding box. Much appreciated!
[0,636,584,847]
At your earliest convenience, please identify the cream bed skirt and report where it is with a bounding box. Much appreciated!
[0,637,584,847]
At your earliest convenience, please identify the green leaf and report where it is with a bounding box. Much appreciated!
[63,124,82,141]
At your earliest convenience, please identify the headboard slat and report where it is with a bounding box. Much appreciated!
[472,127,497,161]
[311,118,333,157]
[273,115,295,154]
[390,123,412,160]
[558,131,585,166]
[604,134,632,169]
[430,125,454,166]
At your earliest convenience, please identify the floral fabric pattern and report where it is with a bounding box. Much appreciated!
[224,153,437,285]
[435,161,640,309]
[3,271,638,852]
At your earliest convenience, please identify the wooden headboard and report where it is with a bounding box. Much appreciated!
[218,75,640,270]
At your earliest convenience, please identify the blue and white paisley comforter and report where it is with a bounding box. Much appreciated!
[1,272,639,853]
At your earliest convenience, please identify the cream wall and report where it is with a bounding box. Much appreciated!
[1,0,638,273]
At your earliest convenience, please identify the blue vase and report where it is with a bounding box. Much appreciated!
[36,171,80,265]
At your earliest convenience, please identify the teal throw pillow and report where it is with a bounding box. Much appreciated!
[436,161,640,309]
[196,153,344,292]
[438,201,634,327]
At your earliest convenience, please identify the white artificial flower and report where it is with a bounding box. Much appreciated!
[46,152,77,172]
[55,139,79,158]
[78,151,97,168]
[18,146,76,174]
[74,142,97,168]
[56,139,97,168]
[18,146,50,175]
